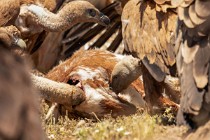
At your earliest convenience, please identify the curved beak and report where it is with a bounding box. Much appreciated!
[15,38,27,49]
[99,12,110,26]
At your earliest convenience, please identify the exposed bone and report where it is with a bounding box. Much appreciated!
[31,74,86,106]
[45,103,60,122]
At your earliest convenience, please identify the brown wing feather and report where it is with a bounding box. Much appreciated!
[0,29,45,140]
[0,0,20,26]
[176,0,210,127]
[122,0,177,81]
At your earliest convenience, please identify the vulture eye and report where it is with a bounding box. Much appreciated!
[87,9,96,17]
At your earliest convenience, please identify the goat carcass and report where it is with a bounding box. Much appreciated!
[37,49,145,119]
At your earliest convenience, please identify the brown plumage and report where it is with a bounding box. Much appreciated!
[0,0,110,60]
[0,0,65,54]
[0,0,62,26]
[0,0,26,50]
[184,120,210,140]
[122,0,177,81]
[14,0,110,71]
[60,1,180,114]
[81,0,112,9]
[175,0,210,128]
[0,0,20,26]
[111,0,178,114]
[0,27,45,140]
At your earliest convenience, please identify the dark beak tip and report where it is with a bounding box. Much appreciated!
[100,15,110,26]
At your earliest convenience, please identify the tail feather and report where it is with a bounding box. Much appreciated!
[89,21,121,49]
[107,28,122,52]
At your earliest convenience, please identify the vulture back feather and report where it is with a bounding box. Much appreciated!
[0,28,45,139]
[0,0,20,26]
[117,0,179,114]
[175,0,210,128]
[122,0,177,82]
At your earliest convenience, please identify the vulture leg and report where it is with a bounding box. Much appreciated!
[141,64,179,115]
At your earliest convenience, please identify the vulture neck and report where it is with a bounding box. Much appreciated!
[27,4,76,31]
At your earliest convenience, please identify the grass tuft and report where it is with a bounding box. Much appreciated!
[41,102,188,140]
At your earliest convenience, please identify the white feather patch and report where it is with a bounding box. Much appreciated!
[27,4,46,17]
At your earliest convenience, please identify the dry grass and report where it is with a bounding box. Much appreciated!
[41,103,188,140]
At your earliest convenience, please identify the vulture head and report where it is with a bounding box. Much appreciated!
[0,26,26,49]
[61,1,110,26]
[17,0,110,36]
